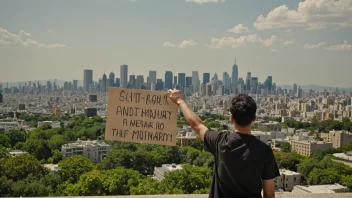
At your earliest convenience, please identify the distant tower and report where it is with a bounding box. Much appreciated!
[120,65,128,88]
[232,58,238,88]
[109,72,115,87]
[83,69,93,92]
[192,71,200,93]
[102,73,107,92]
[165,71,173,90]
[178,73,186,86]
[203,73,210,84]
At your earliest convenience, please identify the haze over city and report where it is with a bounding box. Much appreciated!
[0,0,352,87]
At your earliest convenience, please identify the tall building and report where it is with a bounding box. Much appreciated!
[120,65,128,88]
[0,90,3,103]
[191,71,200,93]
[149,71,157,84]
[291,140,332,156]
[165,71,173,90]
[73,80,78,91]
[246,72,251,91]
[293,83,298,95]
[206,83,212,96]
[232,59,238,88]
[102,73,107,92]
[251,77,259,94]
[136,75,144,89]
[203,73,210,84]
[184,76,191,88]
[267,76,273,91]
[156,79,164,91]
[83,69,93,92]
[173,76,178,87]
[109,72,115,87]
[129,75,136,89]
[223,72,230,93]
[178,73,186,86]
[116,78,120,87]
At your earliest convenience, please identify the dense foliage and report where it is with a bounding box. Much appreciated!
[0,113,351,196]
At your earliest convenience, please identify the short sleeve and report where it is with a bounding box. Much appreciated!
[262,149,280,180]
[204,130,221,155]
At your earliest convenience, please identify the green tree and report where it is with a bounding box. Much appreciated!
[307,168,341,185]
[0,154,48,181]
[0,133,11,148]
[341,175,352,191]
[180,146,201,164]
[161,164,211,194]
[47,150,63,164]
[189,138,204,151]
[48,134,67,150]
[280,142,291,153]
[130,177,162,195]
[22,139,52,160]
[58,155,95,183]
[7,130,26,147]
[11,180,49,197]
[100,149,133,170]
[0,145,9,158]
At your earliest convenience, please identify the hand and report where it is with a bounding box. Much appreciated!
[168,89,185,105]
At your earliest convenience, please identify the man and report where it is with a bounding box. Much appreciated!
[168,90,280,198]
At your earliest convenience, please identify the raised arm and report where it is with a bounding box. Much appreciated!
[168,89,208,141]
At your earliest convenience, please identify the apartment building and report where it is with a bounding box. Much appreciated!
[154,164,183,181]
[291,140,333,156]
[320,131,352,148]
[252,131,272,144]
[177,132,197,147]
[61,139,110,163]
[293,184,349,194]
[258,122,281,132]
[275,169,301,191]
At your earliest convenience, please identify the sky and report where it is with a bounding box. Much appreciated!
[0,0,352,87]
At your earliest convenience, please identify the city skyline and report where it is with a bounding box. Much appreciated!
[0,0,352,87]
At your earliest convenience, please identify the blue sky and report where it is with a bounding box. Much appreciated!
[0,0,351,87]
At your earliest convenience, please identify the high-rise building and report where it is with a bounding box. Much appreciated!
[165,71,173,90]
[83,69,93,92]
[192,71,200,93]
[129,75,136,89]
[136,75,144,89]
[0,90,3,103]
[232,59,238,88]
[251,77,259,94]
[156,79,164,91]
[206,83,212,96]
[267,76,273,91]
[120,65,128,88]
[73,80,78,91]
[186,77,192,87]
[116,78,120,87]
[293,83,298,95]
[102,73,107,92]
[246,72,251,91]
[109,72,115,87]
[149,71,157,84]
[173,76,177,87]
[178,73,186,86]
[223,72,230,91]
[203,73,210,84]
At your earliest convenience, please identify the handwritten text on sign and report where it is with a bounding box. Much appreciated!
[105,88,178,146]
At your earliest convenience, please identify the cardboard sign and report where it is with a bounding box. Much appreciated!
[105,88,178,146]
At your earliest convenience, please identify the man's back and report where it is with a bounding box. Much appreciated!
[204,130,280,198]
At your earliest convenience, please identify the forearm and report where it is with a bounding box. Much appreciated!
[178,101,206,140]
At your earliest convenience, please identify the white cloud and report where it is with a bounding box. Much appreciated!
[209,34,292,48]
[0,28,66,48]
[325,41,352,51]
[254,0,352,30]
[283,40,295,45]
[228,24,250,34]
[304,42,326,49]
[163,39,197,48]
[185,0,225,4]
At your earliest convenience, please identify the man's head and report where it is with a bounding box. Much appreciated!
[229,94,257,127]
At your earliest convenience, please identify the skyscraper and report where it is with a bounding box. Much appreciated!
[192,71,200,92]
[102,73,107,92]
[178,73,186,86]
[203,73,210,84]
[186,77,192,87]
[73,80,78,91]
[0,90,3,103]
[173,76,177,87]
[83,69,93,92]
[165,71,173,90]
[120,65,128,88]
[232,59,238,88]
[251,77,258,94]
[267,76,273,91]
[156,79,164,91]
[136,75,144,89]
[223,72,230,90]
[149,71,157,84]
[129,75,136,89]
[246,72,251,91]
[109,72,115,87]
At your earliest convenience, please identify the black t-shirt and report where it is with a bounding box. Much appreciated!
[204,130,280,198]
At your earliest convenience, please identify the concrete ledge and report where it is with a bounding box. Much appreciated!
[41,193,352,198]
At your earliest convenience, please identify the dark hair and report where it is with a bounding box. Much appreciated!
[229,94,257,126]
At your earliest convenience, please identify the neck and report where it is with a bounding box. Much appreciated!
[234,125,251,135]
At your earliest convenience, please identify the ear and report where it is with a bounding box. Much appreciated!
[230,114,235,122]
